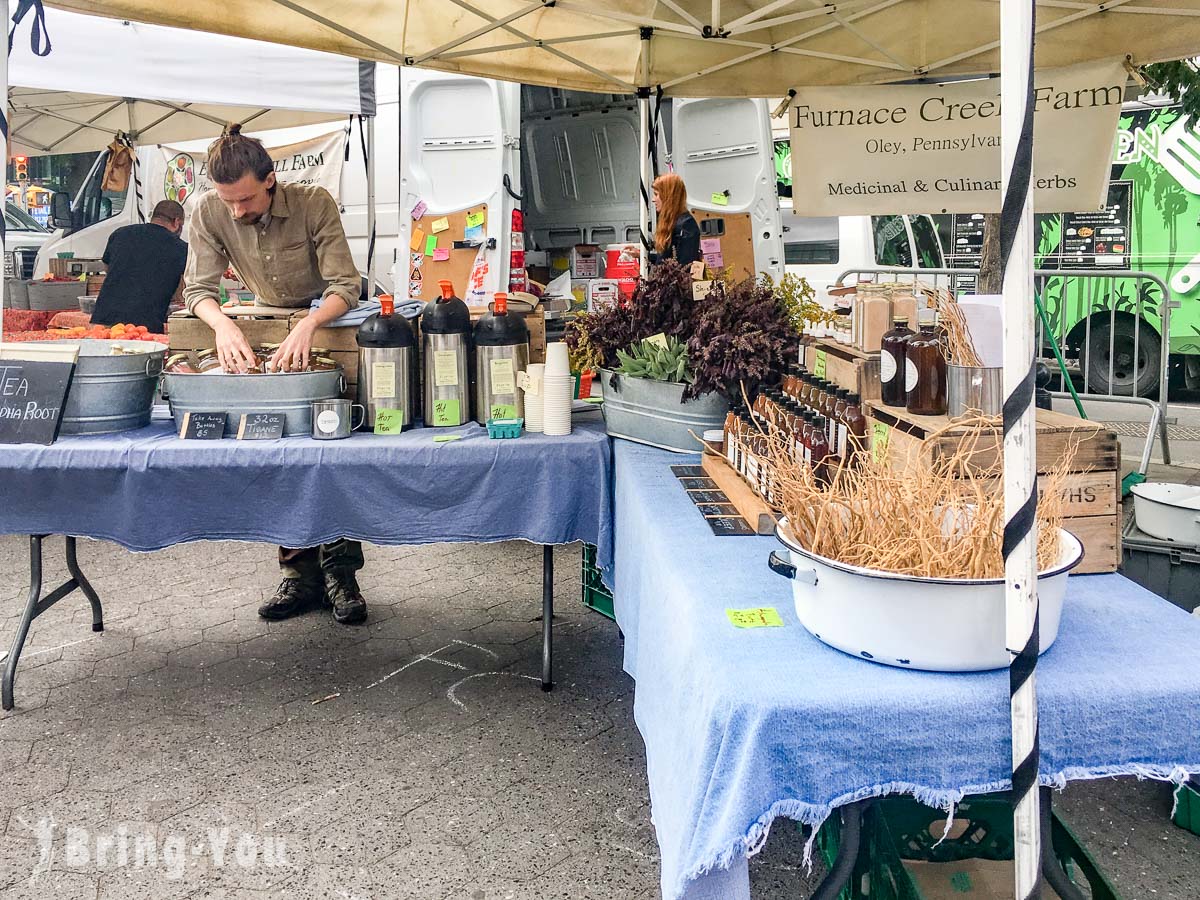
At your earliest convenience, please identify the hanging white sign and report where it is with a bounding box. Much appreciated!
[789,60,1126,216]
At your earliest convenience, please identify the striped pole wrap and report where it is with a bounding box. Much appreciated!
[999,0,1042,898]
[132,145,145,223]
[637,85,652,277]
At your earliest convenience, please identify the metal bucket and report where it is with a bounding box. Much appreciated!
[164,367,344,437]
[947,364,1002,417]
[42,339,165,435]
[598,368,729,453]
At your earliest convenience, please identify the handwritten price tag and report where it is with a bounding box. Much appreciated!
[490,404,517,420]
[711,191,729,206]
[813,349,827,379]
[871,421,890,463]
[373,408,405,435]
[645,332,669,349]
[433,397,461,427]
[725,608,784,628]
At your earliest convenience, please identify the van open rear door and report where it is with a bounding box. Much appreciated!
[672,98,784,282]
[399,70,520,304]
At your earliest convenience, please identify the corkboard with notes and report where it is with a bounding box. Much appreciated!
[407,204,489,302]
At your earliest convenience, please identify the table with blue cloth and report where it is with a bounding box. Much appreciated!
[0,408,613,708]
[609,439,1200,900]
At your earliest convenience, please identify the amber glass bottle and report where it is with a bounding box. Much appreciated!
[880,315,915,407]
[905,309,947,416]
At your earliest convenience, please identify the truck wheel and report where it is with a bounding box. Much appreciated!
[1084,317,1160,397]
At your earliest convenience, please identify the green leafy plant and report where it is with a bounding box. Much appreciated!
[565,316,604,373]
[615,337,693,384]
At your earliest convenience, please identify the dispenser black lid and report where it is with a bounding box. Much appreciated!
[421,295,472,334]
[474,309,529,346]
[357,312,416,348]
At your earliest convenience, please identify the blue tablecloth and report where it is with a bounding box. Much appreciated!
[0,409,613,567]
[610,439,1200,900]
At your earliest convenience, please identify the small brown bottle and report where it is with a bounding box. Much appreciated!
[843,392,868,460]
[905,309,948,416]
[880,315,915,408]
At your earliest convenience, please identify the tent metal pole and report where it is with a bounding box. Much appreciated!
[366,115,376,298]
[415,0,549,63]
[639,91,651,278]
[999,0,1042,898]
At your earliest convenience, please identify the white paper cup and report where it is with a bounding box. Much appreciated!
[523,363,546,433]
[542,375,574,435]
[545,342,570,377]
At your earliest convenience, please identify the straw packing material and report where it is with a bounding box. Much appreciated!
[542,374,574,436]
[522,363,545,433]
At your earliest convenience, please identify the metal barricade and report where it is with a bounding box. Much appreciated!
[831,266,1174,468]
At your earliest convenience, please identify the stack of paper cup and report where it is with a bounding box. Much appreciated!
[543,342,573,436]
[523,363,545,433]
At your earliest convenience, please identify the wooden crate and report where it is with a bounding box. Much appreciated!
[85,274,106,296]
[49,257,104,278]
[700,450,778,535]
[803,337,881,403]
[867,402,1120,573]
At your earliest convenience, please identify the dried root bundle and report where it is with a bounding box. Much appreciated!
[930,288,984,368]
[754,411,1075,579]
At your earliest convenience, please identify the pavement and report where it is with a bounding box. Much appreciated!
[0,535,1196,900]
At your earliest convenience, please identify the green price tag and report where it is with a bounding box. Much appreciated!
[490,404,517,420]
[645,332,669,349]
[373,408,404,435]
[726,607,784,628]
[711,192,729,207]
[433,398,460,427]
[871,421,891,463]
[434,434,463,443]
[813,349,827,379]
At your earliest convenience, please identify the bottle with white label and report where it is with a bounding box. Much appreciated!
[421,279,472,426]
[905,309,947,416]
[880,315,914,408]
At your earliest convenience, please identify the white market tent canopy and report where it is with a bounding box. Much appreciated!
[8,6,375,154]
[39,0,1200,96]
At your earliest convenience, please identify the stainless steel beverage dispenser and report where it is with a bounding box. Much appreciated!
[356,295,416,429]
[421,279,472,426]
[472,292,529,425]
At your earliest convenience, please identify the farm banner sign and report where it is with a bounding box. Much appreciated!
[789,60,1126,216]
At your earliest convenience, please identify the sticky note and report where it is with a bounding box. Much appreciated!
[489,357,515,394]
[433,248,450,261]
[431,217,450,233]
[465,211,485,229]
[813,349,827,379]
[726,608,784,628]
[464,224,484,243]
[373,408,404,435]
[711,192,729,206]
[370,361,397,399]
[410,228,425,251]
[410,200,427,220]
[871,421,891,463]
[433,349,459,387]
[425,234,438,256]
[490,404,517,420]
[700,238,721,254]
[703,252,724,269]
[434,433,463,443]
[432,398,461,427]
[645,333,669,349]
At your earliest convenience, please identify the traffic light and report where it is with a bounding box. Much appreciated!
[13,156,28,182]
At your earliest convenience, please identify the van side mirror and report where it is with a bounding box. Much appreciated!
[49,192,74,230]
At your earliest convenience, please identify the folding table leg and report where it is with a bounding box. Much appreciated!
[1040,787,1088,900]
[541,544,554,692]
[2,535,105,712]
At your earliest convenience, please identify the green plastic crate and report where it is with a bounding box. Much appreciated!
[582,544,615,621]
[818,794,1122,900]
[1174,778,1200,837]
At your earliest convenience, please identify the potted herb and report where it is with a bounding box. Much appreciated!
[564,261,805,451]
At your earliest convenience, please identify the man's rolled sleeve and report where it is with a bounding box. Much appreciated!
[311,188,361,310]
[183,205,229,314]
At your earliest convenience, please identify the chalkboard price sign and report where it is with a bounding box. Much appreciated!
[0,359,75,445]
[236,412,286,440]
[179,412,227,440]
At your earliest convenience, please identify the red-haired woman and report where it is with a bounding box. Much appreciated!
[651,173,702,267]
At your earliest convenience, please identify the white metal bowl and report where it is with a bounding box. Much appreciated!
[769,519,1084,672]
[1130,482,1200,547]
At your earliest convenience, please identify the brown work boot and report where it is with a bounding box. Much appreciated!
[325,571,368,625]
[258,578,324,620]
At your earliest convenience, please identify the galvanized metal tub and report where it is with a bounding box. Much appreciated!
[598,368,728,453]
[164,367,345,437]
[947,364,1002,417]
[28,281,84,311]
[4,278,29,309]
[41,339,165,435]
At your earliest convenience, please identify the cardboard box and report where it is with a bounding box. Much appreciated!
[49,257,104,278]
[588,279,620,311]
[570,244,601,278]
[548,249,571,275]
[569,279,591,313]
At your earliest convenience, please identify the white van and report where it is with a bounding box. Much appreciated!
[40,67,786,299]
[779,205,947,300]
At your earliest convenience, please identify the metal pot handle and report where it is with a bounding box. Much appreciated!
[145,354,163,377]
[339,374,347,395]
[768,550,818,585]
